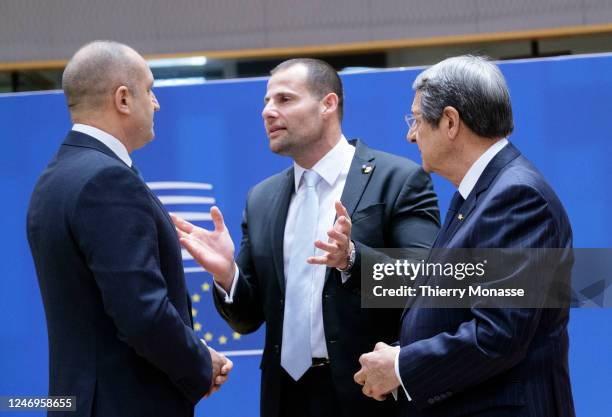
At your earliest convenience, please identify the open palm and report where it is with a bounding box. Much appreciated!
[171,206,235,283]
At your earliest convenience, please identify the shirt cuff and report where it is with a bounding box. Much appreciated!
[340,270,351,284]
[213,265,239,304]
[395,348,412,401]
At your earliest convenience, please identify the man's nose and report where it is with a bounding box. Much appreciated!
[152,92,160,112]
[262,101,277,119]
[407,127,416,143]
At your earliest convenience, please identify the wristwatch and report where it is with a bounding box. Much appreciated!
[337,241,356,272]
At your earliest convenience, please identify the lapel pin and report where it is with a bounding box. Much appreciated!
[361,164,373,174]
[457,214,464,221]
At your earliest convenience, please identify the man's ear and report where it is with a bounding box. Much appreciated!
[442,106,460,140]
[320,92,339,119]
[114,86,130,115]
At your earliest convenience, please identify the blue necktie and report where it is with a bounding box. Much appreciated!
[444,191,465,229]
[434,191,465,247]
[281,170,321,380]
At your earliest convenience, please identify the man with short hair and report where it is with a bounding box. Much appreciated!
[27,41,231,417]
[355,55,575,417]
[173,58,440,417]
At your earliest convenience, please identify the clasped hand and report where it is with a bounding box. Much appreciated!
[354,342,401,401]
[206,346,233,397]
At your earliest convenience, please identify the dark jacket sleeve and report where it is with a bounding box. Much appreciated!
[213,193,266,334]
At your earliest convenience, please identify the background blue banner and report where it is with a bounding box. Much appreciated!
[1,53,611,416]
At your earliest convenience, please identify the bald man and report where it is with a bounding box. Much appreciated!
[27,41,231,417]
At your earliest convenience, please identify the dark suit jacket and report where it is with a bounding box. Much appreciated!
[27,131,212,417]
[398,143,575,417]
[214,140,440,417]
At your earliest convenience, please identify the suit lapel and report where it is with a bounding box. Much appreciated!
[340,140,376,217]
[436,143,521,247]
[437,197,473,247]
[271,168,295,294]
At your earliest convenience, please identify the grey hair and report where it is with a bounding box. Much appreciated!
[62,40,142,112]
[412,55,513,139]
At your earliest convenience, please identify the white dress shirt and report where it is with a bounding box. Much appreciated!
[217,136,355,359]
[72,124,132,167]
[458,138,508,199]
[394,137,509,401]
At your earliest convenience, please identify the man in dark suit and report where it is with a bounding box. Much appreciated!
[173,58,440,417]
[27,41,231,417]
[354,55,575,417]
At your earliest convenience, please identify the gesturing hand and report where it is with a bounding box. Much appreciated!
[171,207,235,290]
[308,201,353,270]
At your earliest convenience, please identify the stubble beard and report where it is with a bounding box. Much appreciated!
[269,131,299,157]
[270,133,319,165]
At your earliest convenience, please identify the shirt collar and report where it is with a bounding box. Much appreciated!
[72,123,132,167]
[293,135,354,191]
[458,138,508,199]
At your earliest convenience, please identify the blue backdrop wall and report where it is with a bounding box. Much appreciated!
[1,53,611,416]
